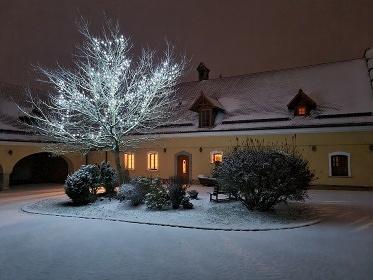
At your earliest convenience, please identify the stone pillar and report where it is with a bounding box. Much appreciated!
[0,173,10,190]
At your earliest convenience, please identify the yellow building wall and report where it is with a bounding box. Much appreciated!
[1,129,372,190]
[0,142,86,189]
[126,130,373,187]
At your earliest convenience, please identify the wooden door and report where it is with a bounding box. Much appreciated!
[177,155,189,183]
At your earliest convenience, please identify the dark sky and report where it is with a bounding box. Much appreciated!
[0,0,372,90]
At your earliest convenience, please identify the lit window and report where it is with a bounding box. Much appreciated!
[200,109,211,127]
[124,153,135,170]
[147,152,159,171]
[329,152,350,177]
[210,150,223,163]
[296,106,307,116]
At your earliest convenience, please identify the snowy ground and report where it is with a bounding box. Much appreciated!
[1,184,373,280]
[22,185,321,231]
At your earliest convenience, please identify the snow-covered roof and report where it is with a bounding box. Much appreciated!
[1,57,373,142]
[156,58,373,134]
[0,82,47,142]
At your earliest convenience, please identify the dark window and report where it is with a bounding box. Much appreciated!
[331,155,349,176]
[200,109,211,127]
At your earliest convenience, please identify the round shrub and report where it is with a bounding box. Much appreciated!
[181,197,193,209]
[213,138,315,212]
[64,165,100,205]
[145,183,170,210]
[117,183,148,206]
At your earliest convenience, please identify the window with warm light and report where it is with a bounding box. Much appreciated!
[124,153,135,170]
[296,106,307,116]
[147,152,159,171]
[329,152,350,177]
[210,151,223,163]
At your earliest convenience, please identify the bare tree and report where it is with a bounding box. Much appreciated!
[18,18,187,183]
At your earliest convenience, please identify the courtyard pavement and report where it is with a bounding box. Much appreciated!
[0,184,372,280]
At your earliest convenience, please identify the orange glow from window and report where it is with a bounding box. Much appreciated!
[213,153,222,162]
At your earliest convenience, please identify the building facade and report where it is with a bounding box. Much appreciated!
[1,49,373,190]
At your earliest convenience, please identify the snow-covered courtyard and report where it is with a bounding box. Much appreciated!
[1,184,372,279]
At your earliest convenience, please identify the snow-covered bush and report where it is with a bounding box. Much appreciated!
[99,161,119,196]
[166,177,187,209]
[64,165,100,205]
[117,180,149,206]
[145,181,170,210]
[181,197,193,209]
[117,184,139,205]
[187,190,199,199]
[212,138,315,212]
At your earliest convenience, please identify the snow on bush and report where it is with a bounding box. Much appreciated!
[99,161,119,197]
[118,176,160,206]
[145,180,170,210]
[212,137,315,212]
[64,165,100,205]
[166,177,188,209]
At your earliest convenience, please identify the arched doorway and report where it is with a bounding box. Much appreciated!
[10,152,68,185]
[174,151,192,184]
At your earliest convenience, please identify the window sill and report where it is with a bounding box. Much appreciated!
[328,176,352,178]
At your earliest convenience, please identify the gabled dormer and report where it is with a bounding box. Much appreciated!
[189,92,224,128]
[287,89,317,116]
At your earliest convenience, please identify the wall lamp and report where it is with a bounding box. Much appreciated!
[369,144,373,151]
[163,148,167,153]
[8,149,13,155]
[199,147,203,153]
[311,145,317,152]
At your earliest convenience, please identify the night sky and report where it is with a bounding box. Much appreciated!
[0,0,372,90]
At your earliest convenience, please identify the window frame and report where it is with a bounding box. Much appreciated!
[328,152,351,177]
[210,150,223,164]
[124,153,135,170]
[200,108,212,128]
[147,151,159,171]
[295,105,308,116]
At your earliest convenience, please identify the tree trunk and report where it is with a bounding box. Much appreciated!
[113,143,124,185]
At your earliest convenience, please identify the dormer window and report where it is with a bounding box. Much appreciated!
[295,106,307,116]
[200,109,212,127]
[189,91,225,128]
[287,89,317,116]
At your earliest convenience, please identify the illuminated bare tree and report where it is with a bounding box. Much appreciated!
[19,18,186,183]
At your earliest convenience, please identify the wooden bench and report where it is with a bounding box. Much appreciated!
[208,186,237,203]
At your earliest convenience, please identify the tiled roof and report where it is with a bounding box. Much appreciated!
[155,58,373,134]
[0,82,47,141]
[1,58,373,142]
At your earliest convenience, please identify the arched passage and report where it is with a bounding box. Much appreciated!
[10,152,68,185]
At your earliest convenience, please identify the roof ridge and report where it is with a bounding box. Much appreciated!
[179,57,364,85]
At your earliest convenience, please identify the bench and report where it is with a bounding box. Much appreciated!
[208,185,237,203]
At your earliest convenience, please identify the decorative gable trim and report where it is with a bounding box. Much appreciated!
[189,91,225,128]
[189,92,225,112]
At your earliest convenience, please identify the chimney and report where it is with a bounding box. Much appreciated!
[197,62,210,81]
